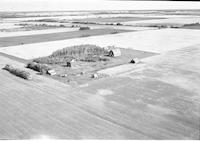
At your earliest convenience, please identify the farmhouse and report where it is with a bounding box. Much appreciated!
[108,49,121,57]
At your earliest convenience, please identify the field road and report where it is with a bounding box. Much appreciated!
[0,44,199,139]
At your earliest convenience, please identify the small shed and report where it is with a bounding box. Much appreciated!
[130,58,140,64]
[47,69,56,75]
[66,62,71,67]
[108,49,121,57]
[92,73,99,79]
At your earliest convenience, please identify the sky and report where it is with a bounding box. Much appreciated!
[0,0,200,11]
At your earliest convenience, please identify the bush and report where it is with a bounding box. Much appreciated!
[110,31,118,34]
[81,56,110,62]
[37,19,58,22]
[81,34,90,37]
[26,62,50,74]
[3,64,32,80]
[182,22,200,27]
[59,24,65,27]
[79,26,90,30]
[99,57,110,61]
[116,23,122,26]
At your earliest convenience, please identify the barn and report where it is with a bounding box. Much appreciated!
[108,49,121,57]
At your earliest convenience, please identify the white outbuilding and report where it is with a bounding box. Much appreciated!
[47,69,56,76]
[108,49,121,57]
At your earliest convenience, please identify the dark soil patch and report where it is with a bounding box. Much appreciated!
[180,24,200,30]
[0,28,131,47]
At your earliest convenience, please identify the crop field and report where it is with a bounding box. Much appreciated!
[181,23,200,29]
[122,16,200,26]
[0,23,22,30]
[71,16,165,23]
[0,28,79,37]
[84,25,157,31]
[1,28,200,59]
[0,10,200,139]
[0,28,130,47]
[1,14,162,23]
[0,52,28,64]
[0,44,199,139]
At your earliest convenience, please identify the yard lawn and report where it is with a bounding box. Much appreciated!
[43,48,158,85]
[0,28,131,47]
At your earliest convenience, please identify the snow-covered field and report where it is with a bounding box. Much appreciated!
[2,14,139,22]
[0,28,79,37]
[21,22,73,26]
[1,14,186,23]
[21,11,92,17]
[1,28,200,59]
[0,23,21,30]
[84,24,157,31]
[122,17,200,26]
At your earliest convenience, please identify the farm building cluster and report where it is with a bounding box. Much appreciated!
[2,45,141,84]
